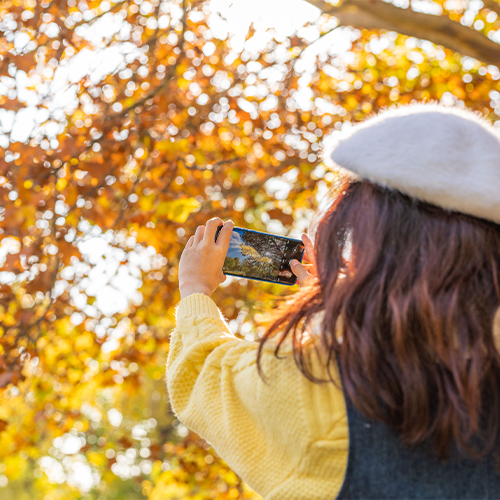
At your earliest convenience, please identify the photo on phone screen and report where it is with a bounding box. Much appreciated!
[215,226,305,286]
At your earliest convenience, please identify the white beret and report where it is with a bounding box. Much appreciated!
[323,103,500,225]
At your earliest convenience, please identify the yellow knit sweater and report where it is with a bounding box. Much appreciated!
[166,293,349,500]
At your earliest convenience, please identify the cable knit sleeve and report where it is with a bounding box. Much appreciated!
[166,293,349,500]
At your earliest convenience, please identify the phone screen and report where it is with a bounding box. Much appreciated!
[215,226,304,285]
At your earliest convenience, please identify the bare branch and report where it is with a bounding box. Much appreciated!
[303,0,500,66]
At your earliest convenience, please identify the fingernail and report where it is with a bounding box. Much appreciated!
[290,259,298,266]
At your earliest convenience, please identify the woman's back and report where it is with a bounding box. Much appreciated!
[337,364,500,499]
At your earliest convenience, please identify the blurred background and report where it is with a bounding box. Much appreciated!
[1,0,500,498]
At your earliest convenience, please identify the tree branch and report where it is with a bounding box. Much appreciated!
[483,0,500,19]
[303,0,500,66]
[114,0,189,118]
[71,0,128,31]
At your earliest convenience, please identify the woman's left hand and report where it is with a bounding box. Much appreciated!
[178,218,234,299]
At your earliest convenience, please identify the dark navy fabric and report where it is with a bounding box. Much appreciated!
[336,367,500,499]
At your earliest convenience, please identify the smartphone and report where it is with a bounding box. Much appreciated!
[214,225,305,286]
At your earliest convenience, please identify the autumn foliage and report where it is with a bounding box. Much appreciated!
[1,0,500,497]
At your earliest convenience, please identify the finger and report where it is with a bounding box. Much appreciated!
[302,252,313,265]
[215,220,234,250]
[290,259,311,284]
[204,217,225,243]
[194,225,205,244]
[302,234,314,257]
[302,234,316,268]
[187,235,195,248]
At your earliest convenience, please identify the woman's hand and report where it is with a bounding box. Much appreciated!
[290,233,317,287]
[179,218,234,299]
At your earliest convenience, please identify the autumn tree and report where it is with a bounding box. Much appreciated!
[1,0,500,498]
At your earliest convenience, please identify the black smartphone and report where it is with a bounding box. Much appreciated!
[214,225,305,286]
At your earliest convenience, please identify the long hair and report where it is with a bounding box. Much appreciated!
[257,177,500,462]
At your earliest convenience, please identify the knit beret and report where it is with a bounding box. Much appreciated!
[322,103,500,225]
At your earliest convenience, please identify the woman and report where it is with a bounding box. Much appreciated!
[167,103,500,499]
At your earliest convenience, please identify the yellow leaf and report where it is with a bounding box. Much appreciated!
[155,141,171,152]
[157,198,200,223]
[75,332,94,351]
[87,450,105,467]
[139,194,156,212]
[68,368,81,384]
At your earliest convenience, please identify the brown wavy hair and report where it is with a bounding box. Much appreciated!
[257,177,500,462]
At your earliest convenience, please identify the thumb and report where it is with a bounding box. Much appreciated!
[290,259,311,284]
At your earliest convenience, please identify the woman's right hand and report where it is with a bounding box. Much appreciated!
[290,233,317,287]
